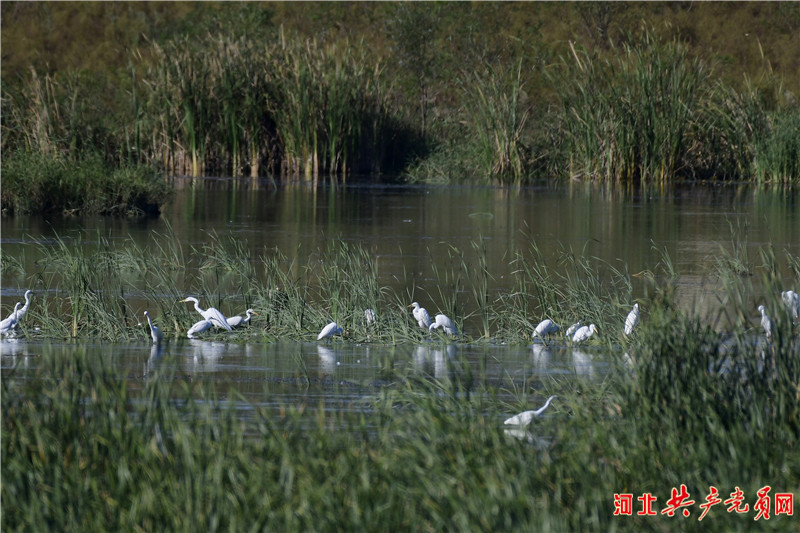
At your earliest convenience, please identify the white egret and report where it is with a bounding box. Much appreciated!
[782,290,799,320]
[11,290,33,322]
[0,303,22,336]
[624,303,639,337]
[565,321,582,338]
[143,311,163,344]
[227,309,258,328]
[572,323,598,344]
[532,319,559,341]
[317,321,343,341]
[429,313,458,336]
[504,395,558,426]
[364,308,377,326]
[187,319,214,339]
[758,305,774,341]
[180,297,232,331]
[408,302,432,329]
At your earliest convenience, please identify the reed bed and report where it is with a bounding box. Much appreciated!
[5,27,799,193]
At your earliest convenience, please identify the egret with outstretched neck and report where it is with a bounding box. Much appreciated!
[504,395,558,426]
[180,297,232,331]
[144,311,163,344]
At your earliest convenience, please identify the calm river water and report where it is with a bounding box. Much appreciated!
[1,179,798,411]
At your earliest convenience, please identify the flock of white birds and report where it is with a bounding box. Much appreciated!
[2,288,799,434]
[3,290,798,345]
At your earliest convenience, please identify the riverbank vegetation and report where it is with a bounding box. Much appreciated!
[2,2,799,207]
[3,235,799,531]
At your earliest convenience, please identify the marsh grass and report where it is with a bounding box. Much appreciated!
[4,284,799,531]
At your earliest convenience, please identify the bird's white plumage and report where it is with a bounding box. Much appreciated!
[144,311,163,344]
[572,324,598,344]
[532,319,559,339]
[504,395,558,426]
[0,303,22,336]
[782,290,799,320]
[364,308,376,325]
[624,303,639,337]
[187,319,214,339]
[181,297,232,331]
[227,309,257,328]
[11,290,33,322]
[758,305,774,341]
[565,321,582,338]
[317,321,343,340]
[429,313,458,336]
[409,302,432,329]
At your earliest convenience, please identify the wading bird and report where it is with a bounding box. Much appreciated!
[227,309,258,328]
[782,290,799,320]
[180,297,232,331]
[624,303,639,337]
[532,319,559,342]
[429,313,458,336]
[12,290,33,322]
[364,308,376,326]
[504,395,558,426]
[409,302,432,329]
[187,319,214,339]
[0,303,22,336]
[317,321,343,341]
[572,324,598,344]
[758,305,774,342]
[144,311,163,344]
[565,321,582,338]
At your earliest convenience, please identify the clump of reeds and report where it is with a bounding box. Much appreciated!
[552,31,708,184]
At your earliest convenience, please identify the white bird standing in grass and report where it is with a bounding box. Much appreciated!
[227,309,258,328]
[504,395,558,426]
[409,302,432,329]
[143,311,163,344]
[532,319,559,342]
[624,303,640,337]
[187,319,214,339]
[572,324,598,344]
[180,297,232,331]
[11,290,33,322]
[429,313,458,336]
[0,303,22,336]
[782,290,799,320]
[364,308,377,326]
[317,321,343,341]
[758,305,774,341]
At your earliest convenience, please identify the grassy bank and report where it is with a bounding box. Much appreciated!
[2,4,799,194]
[0,151,173,216]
